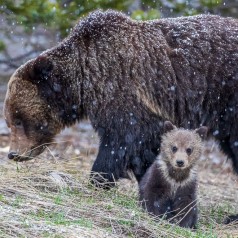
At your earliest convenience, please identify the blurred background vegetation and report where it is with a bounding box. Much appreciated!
[0,0,237,75]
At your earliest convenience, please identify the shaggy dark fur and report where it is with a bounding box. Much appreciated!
[139,161,198,228]
[3,10,238,214]
[139,121,207,228]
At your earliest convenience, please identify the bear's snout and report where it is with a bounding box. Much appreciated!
[8,151,34,162]
[176,160,184,167]
[8,151,18,160]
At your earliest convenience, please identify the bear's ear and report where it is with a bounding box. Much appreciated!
[29,55,53,81]
[195,126,208,140]
[164,121,176,133]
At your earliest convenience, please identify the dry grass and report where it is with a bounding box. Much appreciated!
[0,124,238,237]
[0,160,181,238]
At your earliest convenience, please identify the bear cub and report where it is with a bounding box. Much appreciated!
[139,121,207,228]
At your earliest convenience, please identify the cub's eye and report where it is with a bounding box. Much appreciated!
[14,119,23,128]
[172,146,177,153]
[186,148,192,155]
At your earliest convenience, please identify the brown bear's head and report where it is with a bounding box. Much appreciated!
[4,51,79,161]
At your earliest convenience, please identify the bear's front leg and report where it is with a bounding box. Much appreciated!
[130,149,157,183]
[91,140,128,188]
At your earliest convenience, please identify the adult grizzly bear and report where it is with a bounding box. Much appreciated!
[3,11,238,188]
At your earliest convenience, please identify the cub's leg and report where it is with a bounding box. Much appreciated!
[139,188,173,219]
[171,185,198,228]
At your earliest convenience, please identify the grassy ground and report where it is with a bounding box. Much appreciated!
[0,123,238,238]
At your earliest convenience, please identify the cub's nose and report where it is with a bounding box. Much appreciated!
[176,160,184,167]
[8,152,18,160]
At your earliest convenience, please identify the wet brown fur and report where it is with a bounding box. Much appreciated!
[3,11,238,188]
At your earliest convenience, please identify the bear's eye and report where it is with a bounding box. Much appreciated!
[186,148,192,155]
[14,119,23,128]
[35,123,49,135]
[172,146,177,153]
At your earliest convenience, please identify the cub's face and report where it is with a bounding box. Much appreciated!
[161,121,208,170]
[4,64,61,161]
[161,130,203,169]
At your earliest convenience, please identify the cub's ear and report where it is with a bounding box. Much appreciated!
[195,126,208,140]
[29,55,53,81]
[164,121,176,133]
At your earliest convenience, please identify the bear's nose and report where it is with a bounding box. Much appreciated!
[176,160,184,167]
[8,152,18,160]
